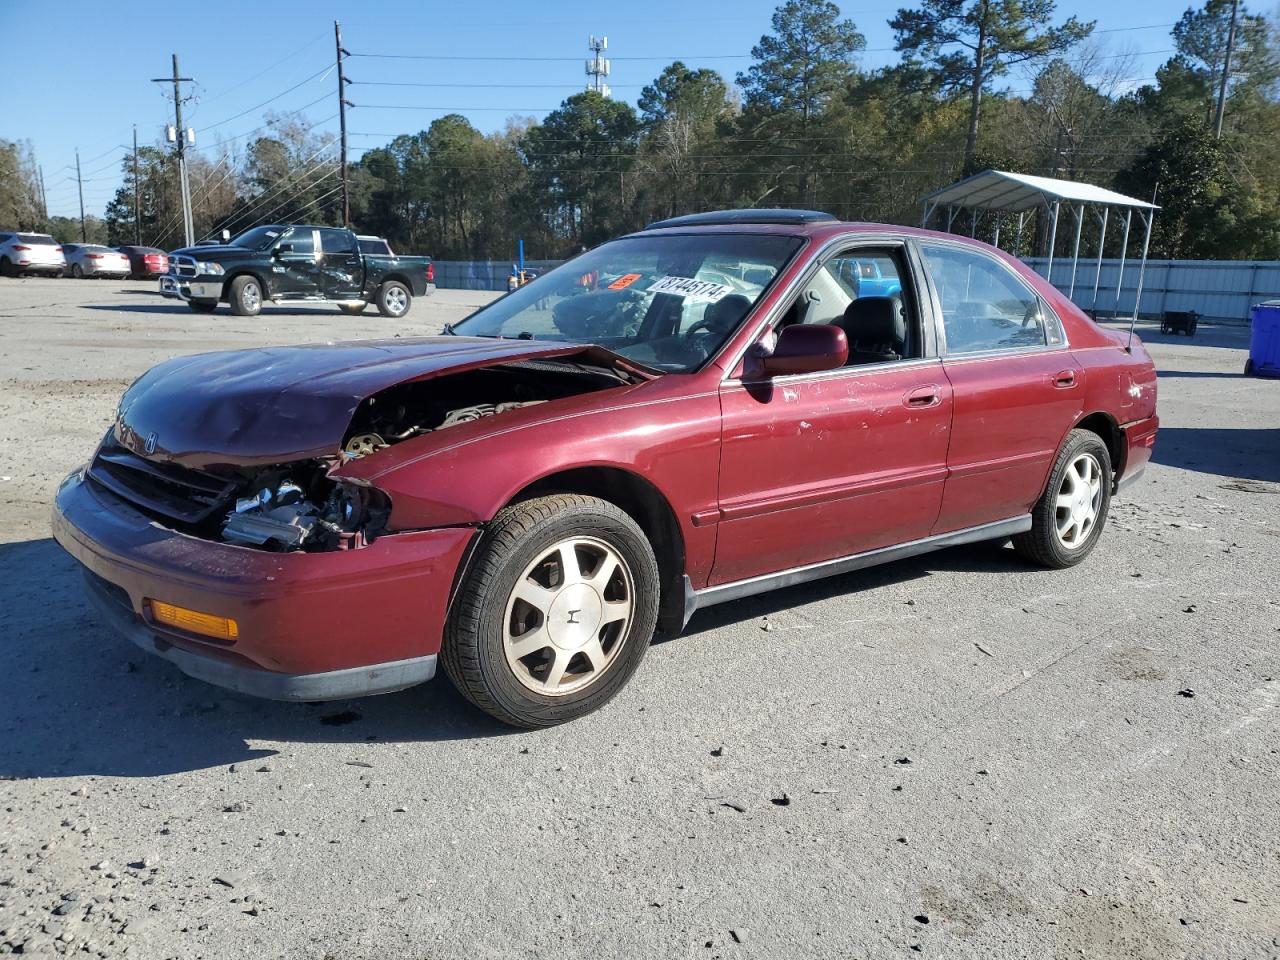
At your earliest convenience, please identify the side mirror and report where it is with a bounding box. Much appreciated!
[275,243,295,256]
[747,324,848,378]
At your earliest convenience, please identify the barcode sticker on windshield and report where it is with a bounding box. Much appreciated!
[646,276,733,302]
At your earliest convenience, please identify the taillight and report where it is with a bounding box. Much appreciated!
[54,247,62,252]
[426,263,434,283]
[12,244,30,251]
[88,253,104,259]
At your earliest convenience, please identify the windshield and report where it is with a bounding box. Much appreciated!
[229,226,284,250]
[452,232,803,373]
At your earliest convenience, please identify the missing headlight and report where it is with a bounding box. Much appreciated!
[221,477,389,552]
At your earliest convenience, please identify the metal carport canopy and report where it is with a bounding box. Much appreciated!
[921,169,1157,214]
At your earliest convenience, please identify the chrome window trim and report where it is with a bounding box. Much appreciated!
[723,355,942,389]
[915,237,1072,356]
[715,232,924,382]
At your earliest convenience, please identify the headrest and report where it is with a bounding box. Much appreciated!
[703,293,753,333]
[841,297,899,343]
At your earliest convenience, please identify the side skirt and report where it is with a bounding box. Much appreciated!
[687,515,1032,618]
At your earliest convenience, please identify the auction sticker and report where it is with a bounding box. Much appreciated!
[646,276,733,302]
[608,272,643,290]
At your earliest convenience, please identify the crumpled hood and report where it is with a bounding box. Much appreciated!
[114,336,647,469]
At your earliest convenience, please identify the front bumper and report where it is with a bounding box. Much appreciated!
[52,470,476,701]
[159,276,223,301]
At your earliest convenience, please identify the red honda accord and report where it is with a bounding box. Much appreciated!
[52,210,1158,727]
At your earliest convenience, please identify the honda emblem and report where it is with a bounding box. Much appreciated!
[144,432,158,455]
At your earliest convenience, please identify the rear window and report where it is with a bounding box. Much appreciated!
[358,237,391,255]
[18,234,57,245]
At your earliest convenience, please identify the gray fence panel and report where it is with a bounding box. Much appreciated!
[1026,257,1280,323]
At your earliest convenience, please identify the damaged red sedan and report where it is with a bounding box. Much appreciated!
[52,210,1158,727]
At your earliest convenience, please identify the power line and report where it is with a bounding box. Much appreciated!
[197,64,334,133]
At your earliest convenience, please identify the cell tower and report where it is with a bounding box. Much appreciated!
[586,35,610,97]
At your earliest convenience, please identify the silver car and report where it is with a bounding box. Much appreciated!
[62,243,132,279]
[0,232,66,277]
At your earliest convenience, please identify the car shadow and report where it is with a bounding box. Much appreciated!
[679,540,1027,638]
[1152,426,1280,483]
[0,537,518,780]
[81,304,345,316]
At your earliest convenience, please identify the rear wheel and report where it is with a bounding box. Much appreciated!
[1244,358,1255,376]
[188,299,218,313]
[375,280,411,318]
[228,275,262,316]
[0,257,11,278]
[71,263,84,279]
[1013,429,1112,569]
[442,494,659,728]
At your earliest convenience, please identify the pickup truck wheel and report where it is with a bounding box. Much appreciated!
[376,280,411,318]
[442,494,659,728]
[228,275,263,316]
[338,303,367,315]
[1012,429,1112,569]
[188,299,218,313]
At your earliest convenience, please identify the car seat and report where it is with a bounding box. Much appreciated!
[836,296,905,364]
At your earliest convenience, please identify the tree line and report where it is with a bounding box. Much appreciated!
[2,0,1277,262]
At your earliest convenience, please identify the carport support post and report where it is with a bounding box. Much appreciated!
[1067,203,1085,300]
[1015,212,1025,257]
[1044,201,1060,285]
[992,213,1002,249]
[1091,207,1109,315]
[1113,210,1133,317]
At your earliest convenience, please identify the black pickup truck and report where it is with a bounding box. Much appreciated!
[160,224,434,318]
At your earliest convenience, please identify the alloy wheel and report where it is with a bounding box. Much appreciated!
[502,536,634,696]
[1054,453,1102,549]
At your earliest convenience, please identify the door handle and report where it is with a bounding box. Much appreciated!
[1053,369,1077,388]
[904,385,941,408]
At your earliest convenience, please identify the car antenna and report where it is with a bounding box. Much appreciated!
[1126,183,1159,354]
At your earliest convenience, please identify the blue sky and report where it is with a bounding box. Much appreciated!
[1,0,1191,219]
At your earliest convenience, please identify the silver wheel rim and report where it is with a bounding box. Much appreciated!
[385,286,407,315]
[242,281,261,311]
[503,536,634,697]
[1055,453,1102,549]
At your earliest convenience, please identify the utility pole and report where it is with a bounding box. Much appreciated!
[132,126,142,245]
[75,149,87,242]
[335,21,353,227]
[1213,0,1240,139]
[37,165,48,225]
[152,54,195,247]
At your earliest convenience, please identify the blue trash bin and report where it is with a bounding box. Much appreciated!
[1247,301,1280,378]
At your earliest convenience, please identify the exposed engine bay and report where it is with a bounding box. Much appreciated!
[214,361,628,552]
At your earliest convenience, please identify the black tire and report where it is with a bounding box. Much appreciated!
[442,494,660,728]
[375,280,412,318]
[1244,358,1254,376]
[188,299,218,313]
[338,303,367,315]
[71,263,84,279]
[228,275,262,316]
[0,257,11,278]
[1013,429,1113,569]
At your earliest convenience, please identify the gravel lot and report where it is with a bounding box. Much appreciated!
[1,277,1277,959]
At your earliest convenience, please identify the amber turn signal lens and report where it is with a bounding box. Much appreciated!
[148,600,239,641]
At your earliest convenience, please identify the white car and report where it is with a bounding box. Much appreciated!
[0,232,66,277]
[62,243,131,279]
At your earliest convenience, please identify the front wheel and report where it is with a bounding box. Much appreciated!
[375,280,411,318]
[1013,429,1112,569]
[228,275,262,316]
[188,299,218,313]
[442,494,660,728]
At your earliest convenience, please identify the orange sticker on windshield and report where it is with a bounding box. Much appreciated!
[608,273,642,290]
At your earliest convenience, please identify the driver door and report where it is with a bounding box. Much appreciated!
[269,227,321,299]
[710,241,954,585]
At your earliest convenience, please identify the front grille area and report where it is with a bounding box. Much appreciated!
[168,255,198,278]
[88,439,238,525]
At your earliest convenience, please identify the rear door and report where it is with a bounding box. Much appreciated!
[316,228,364,300]
[916,239,1083,534]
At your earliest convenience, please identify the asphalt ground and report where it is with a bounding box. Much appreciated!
[0,277,1277,959]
